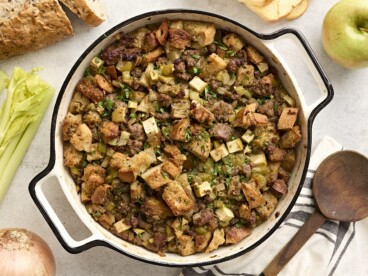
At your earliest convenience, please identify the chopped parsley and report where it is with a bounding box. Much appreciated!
[98,98,114,119]
[191,54,201,60]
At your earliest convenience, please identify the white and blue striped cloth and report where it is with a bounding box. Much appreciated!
[181,137,368,276]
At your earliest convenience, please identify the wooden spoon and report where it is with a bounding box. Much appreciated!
[263,150,368,276]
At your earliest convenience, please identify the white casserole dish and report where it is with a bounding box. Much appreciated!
[29,10,333,267]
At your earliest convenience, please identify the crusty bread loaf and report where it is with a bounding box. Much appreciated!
[59,0,106,27]
[0,0,74,60]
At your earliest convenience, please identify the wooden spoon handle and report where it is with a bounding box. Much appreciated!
[262,211,326,276]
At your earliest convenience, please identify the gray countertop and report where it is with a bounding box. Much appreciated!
[1,0,367,275]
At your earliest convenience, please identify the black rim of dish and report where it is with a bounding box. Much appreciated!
[29,9,334,267]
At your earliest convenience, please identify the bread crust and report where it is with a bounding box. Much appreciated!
[59,0,106,27]
[0,0,74,60]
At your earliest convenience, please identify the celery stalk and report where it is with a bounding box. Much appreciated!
[0,67,54,202]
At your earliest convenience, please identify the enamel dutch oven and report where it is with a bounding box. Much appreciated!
[29,10,333,267]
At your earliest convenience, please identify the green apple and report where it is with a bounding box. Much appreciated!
[322,0,368,69]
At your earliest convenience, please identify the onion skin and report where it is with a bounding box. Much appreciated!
[0,228,56,276]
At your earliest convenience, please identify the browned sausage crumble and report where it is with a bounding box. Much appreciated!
[62,19,302,256]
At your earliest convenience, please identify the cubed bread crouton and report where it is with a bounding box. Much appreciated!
[70,123,93,152]
[155,20,169,45]
[130,181,145,202]
[191,106,214,125]
[268,146,287,162]
[91,184,110,205]
[127,27,150,49]
[162,181,195,216]
[141,197,173,220]
[205,229,225,253]
[246,45,264,64]
[171,118,191,141]
[63,112,82,141]
[162,160,182,178]
[183,21,216,47]
[141,164,171,189]
[100,120,119,143]
[110,152,130,170]
[233,108,268,128]
[63,143,83,167]
[82,164,105,182]
[281,151,296,172]
[178,235,195,256]
[142,31,159,53]
[83,110,101,127]
[95,74,114,93]
[68,92,91,114]
[280,126,302,148]
[241,180,265,209]
[118,148,157,183]
[199,53,228,79]
[195,231,212,252]
[223,33,244,53]
[184,133,212,161]
[176,173,196,202]
[163,145,187,166]
[82,173,105,198]
[225,226,251,244]
[255,192,278,219]
[142,47,165,67]
[169,28,191,49]
[238,204,252,220]
[171,99,190,119]
[75,76,104,103]
[278,107,299,130]
[236,65,255,87]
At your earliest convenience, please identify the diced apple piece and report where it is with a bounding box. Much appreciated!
[90,57,104,70]
[223,33,244,52]
[241,130,255,144]
[142,117,159,136]
[215,206,235,222]
[210,144,229,162]
[114,219,131,233]
[226,139,244,153]
[189,76,208,93]
[128,101,138,109]
[193,181,212,197]
[112,106,127,123]
[249,152,267,166]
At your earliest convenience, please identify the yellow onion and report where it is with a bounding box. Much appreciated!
[0,228,56,276]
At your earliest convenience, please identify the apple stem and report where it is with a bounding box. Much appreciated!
[359,27,368,33]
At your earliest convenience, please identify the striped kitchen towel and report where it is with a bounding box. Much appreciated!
[181,136,368,276]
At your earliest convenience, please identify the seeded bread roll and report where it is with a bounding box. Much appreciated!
[59,0,106,27]
[0,0,74,60]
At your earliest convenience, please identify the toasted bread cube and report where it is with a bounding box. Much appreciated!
[95,74,114,93]
[142,47,165,67]
[114,219,131,233]
[130,181,145,202]
[142,117,159,136]
[245,102,259,112]
[171,118,191,141]
[178,235,196,256]
[238,204,252,220]
[142,197,173,219]
[215,206,234,222]
[242,181,265,209]
[225,226,251,244]
[210,144,229,162]
[280,126,302,149]
[183,21,216,47]
[246,45,264,64]
[255,192,278,219]
[118,167,137,183]
[164,145,187,166]
[189,76,208,93]
[63,112,82,141]
[185,135,212,161]
[241,130,255,144]
[171,99,190,119]
[191,106,214,124]
[162,160,182,178]
[162,181,195,216]
[193,181,212,197]
[249,152,267,166]
[206,229,225,253]
[200,53,228,79]
[141,164,171,189]
[70,124,92,152]
[223,33,244,52]
[195,231,212,252]
[87,143,104,161]
[226,139,244,154]
[112,106,127,123]
[236,65,255,86]
[278,107,299,130]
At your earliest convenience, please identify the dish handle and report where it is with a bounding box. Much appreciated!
[264,28,334,120]
[29,167,104,253]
